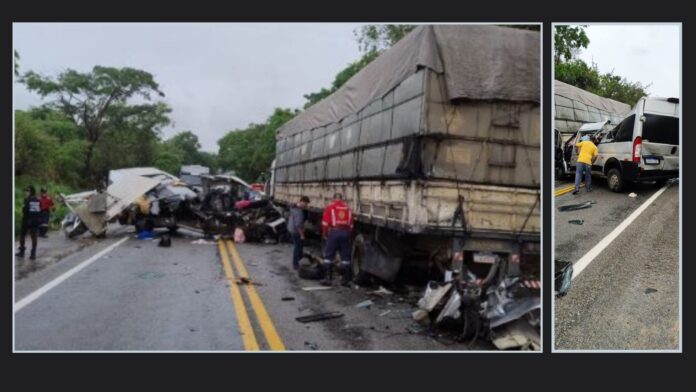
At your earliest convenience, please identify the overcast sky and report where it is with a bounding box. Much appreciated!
[13,23,363,151]
[575,24,680,99]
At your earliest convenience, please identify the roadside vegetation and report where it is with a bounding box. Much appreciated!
[554,26,650,106]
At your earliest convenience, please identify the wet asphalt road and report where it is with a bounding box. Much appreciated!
[15,229,488,351]
[554,177,680,350]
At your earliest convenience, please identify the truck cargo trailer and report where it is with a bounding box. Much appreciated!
[272,25,540,291]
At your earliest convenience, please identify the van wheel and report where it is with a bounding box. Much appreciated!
[607,168,624,192]
[351,234,372,286]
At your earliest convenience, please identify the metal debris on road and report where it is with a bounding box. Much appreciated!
[370,286,394,296]
[304,341,319,350]
[281,296,295,301]
[191,239,216,245]
[295,312,344,323]
[557,200,596,212]
[379,310,392,317]
[355,300,374,309]
[645,288,658,294]
[301,286,333,291]
[568,219,584,225]
[555,260,573,296]
[628,192,637,198]
[235,276,263,286]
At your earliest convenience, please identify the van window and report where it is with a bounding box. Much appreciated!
[642,114,679,145]
[613,115,635,142]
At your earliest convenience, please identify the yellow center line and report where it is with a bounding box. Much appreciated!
[218,240,260,351]
[226,240,286,351]
[555,183,584,197]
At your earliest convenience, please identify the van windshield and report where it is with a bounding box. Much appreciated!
[642,114,679,145]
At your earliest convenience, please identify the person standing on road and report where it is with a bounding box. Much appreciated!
[287,196,310,270]
[16,186,42,260]
[38,187,54,238]
[573,135,598,195]
[320,193,354,287]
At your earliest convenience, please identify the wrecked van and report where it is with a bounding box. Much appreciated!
[591,97,680,192]
[271,25,541,345]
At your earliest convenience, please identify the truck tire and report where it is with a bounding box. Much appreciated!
[607,168,624,193]
[351,234,372,286]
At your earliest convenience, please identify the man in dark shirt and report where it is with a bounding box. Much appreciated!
[17,185,42,260]
[287,196,310,269]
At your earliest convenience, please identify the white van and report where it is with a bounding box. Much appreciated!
[589,97,679,192]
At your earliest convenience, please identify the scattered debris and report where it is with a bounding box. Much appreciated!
[234,227,246,243]
[412,309,429,322]
[158,234,171,247]
[628,192,637,198]
[417,282,452,312]
[191,239,216,245]
[491,318,540,350]
[281,296,295,301]
[302,286,333,291]
[568,219,584,225]
[235,277,263,286]
[304,341,319,350]
[558,201,596,212]
[645,288,658,294]
[355,300,374,309]
[370,286,394,296]
[555,260,573,297]
[379,310,392,317]
[296,312,344,323]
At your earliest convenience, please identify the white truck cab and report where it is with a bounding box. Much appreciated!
[592,97,679,192]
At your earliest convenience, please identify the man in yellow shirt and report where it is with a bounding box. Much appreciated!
[573,135,598,195]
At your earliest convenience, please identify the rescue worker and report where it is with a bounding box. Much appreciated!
[573,134,598,195]
[38,187,54,237]
[287,196,310,270]
[320,193,354,286]
[16,185,42,260]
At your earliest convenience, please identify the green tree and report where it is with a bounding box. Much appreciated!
[167,131,202,164]
[554,26,590,63]
[153,141,184,175]
[21,66,169,185]
[218,108,297,182]
[355,24,416,54]
[304,25,417,109]
[303,51,379,109]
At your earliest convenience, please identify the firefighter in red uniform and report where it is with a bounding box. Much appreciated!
[320,193,354,286]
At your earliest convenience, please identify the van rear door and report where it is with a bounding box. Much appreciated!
[639,100,679,171]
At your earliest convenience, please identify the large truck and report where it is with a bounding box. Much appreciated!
[272,25,540,286]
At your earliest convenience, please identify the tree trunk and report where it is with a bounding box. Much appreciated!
[83,140,96,187]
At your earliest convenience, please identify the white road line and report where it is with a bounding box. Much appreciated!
[14,236,129,312]
[572,184,671,280]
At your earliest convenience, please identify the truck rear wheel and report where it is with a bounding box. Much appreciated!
[607,168,624,193]
[351,234,372,286]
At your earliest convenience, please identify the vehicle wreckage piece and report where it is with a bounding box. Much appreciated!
[555,259,573,296]
[62,174,162,236]
[557,201,596,212]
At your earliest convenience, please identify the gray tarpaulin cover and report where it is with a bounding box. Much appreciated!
[555,80,631,115]
[278,25,540,138]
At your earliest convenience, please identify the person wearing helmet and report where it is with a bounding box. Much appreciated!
[573,134,598,195]
[16,185,42,259]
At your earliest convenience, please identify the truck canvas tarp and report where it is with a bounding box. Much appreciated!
[554,80,631,134]
[272,25,541,347]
